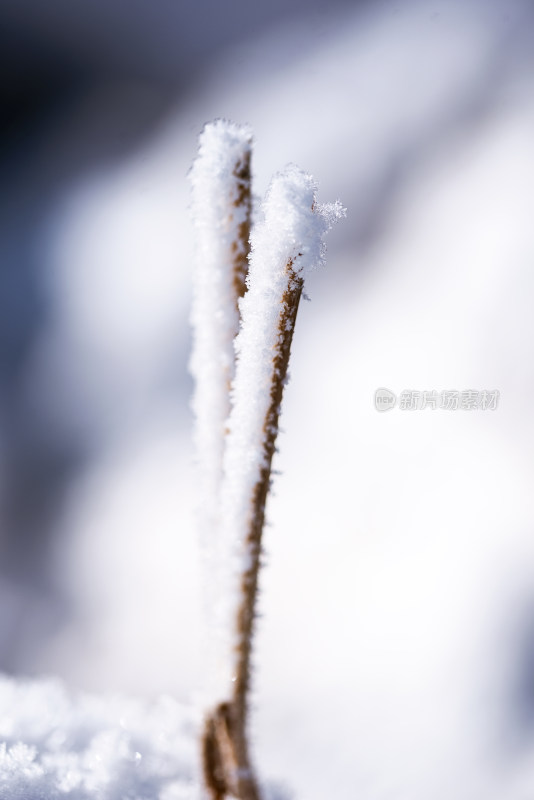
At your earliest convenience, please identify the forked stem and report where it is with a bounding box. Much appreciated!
[194,155,344,800]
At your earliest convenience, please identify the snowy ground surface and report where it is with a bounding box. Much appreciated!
[0,674,198,800]
[2,0,534,799]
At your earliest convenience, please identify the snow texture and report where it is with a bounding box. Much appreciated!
[214,166,344,694]
[0,673,198,800]
[189,119,253,556]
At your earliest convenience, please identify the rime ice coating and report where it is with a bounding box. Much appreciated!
[189,120,253,607]
[219,165,345,693]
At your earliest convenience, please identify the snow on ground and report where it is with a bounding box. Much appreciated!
[3,0,534,798]
[0,674,198,799]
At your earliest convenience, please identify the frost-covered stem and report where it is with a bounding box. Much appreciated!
[190,120,255,800]
[201,166,344,800]
[235,260,303,708]
[202,269,301,800]
[189,120,253,549]
[234,262,303,800]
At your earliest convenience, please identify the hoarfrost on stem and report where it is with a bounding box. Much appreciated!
[190,123,345,800]
[217,164,345,694]
[189,119,253,651]
[189,119,253,536]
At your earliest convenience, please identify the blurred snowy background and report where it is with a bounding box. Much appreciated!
[1,0,534,797]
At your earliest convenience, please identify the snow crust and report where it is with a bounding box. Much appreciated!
[0,674,198,800]
[0,675,289,800]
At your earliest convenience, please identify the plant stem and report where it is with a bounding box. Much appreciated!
[231,154,252,307]
[189,121,252,549]
[202,261,303,800]
[197,159,344,800]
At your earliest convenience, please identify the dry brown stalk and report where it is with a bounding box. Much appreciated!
[230,154,252,307]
